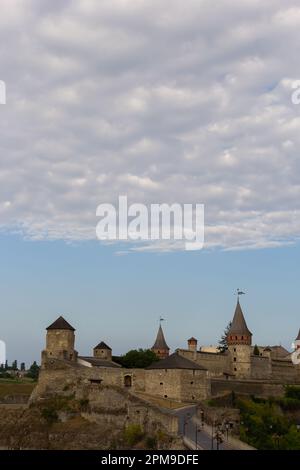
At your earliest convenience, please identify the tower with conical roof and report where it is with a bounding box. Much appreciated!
[42,316,78,365]
[151,323,170,359]
[227,299,252,378]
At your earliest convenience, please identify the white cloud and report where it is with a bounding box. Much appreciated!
[0,0,300,251]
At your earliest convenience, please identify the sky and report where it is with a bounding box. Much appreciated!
[0,1,300,364]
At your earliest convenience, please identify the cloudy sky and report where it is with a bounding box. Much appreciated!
[1,1,300,363]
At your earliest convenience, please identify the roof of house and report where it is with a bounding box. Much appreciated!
[46,316,75,331]
[151,324,169,350]
[93,341,111,350]
[78,356,121,368]
[228,300,252,336]
[269,345,290,357]
[147,352,207,370]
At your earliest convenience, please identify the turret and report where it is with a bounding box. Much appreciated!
[187,337,198,352]
[227,299,252,378]
[42,316,77,365]
[151,324,170,359]
[93,341,112,361]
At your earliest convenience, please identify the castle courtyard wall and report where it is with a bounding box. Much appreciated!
[178,349,230,376]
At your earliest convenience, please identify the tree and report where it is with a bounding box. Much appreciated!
[218,321,232,352]
[11,360,18,370]
[253,344,260,356]
[114,349,159,368]
[20,362,25,372]
[26,361,40,380]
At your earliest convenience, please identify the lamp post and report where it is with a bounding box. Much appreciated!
[200,408,204,427]
[211,420,215,450]
[195,426,201,450]
[183,413,191,437]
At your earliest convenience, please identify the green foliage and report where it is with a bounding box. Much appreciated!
[114,349,159,368]
[218,321,232,352]
[145,435,157,449]
[285,386,300,400]
[79,398,89,411]
[253,344,260,356]
[238,396,300,449]
[123,424,144,446]
[26,361,40,380]
[41,407,59,424]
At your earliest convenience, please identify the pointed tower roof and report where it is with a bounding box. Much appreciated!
[46,316,75,331]
[295,329,300,341]
[228,300,252,336]
[151,324,169,350]
[94,341,111,350]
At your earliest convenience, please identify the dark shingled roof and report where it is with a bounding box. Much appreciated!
[147,352,207,370]
[188,337,197,342]
[228,300,252,336]
[93,341,111,350]
[296,329,300,341]
[46,316,75,331]
[151,324,169,350]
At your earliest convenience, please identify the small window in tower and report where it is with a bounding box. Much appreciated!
[160,382,163,385]
[241,336,244,340]
[233,348,236,352]
[234,357,237,362]
[234,367,237,371]
[164,394,168,398]
[235,336,238,340]
[190,381,194,385]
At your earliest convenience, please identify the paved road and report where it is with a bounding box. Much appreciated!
[174,406,235,450]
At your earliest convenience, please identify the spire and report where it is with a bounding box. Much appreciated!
[295,329,300,341]
[151,324,169,350]
[228,299,252,336]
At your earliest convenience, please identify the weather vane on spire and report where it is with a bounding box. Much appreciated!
[236,288,246,298]
[159,316,165,324]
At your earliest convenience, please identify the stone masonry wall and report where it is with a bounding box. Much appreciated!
[178,349,230,376]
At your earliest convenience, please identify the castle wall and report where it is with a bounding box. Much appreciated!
[211,378,285,398]
[271,359,300,383]
[145,369,209,402]
[250,355,271,379]
[177,349,230,376]
[32,360,146,400]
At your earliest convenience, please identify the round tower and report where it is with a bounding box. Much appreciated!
[227,299,252,378]
[42,316,77,364]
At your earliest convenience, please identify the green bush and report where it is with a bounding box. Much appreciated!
[79,398,89,411]
[123,424,144,446]
[41,407,59,424]
[285,386,300,401]
[145,436,157,449]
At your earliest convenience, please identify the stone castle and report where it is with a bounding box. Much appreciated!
[32,298,300,407]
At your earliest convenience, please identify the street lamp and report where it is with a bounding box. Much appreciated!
[195,426,201,450]
[183,413,191,436]
[199,408,204,427]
